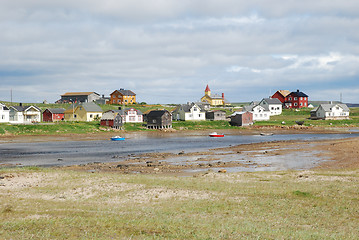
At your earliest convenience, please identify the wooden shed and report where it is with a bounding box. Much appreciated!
[100,110,123,129]
[43,108,65,122]
[229,111,253,126]
[146,110,172,129]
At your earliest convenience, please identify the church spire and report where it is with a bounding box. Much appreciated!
[205,85,211,96]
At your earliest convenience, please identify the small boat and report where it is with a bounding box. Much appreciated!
[260,132,274,136]
[209,132,224,137]
[111,136,125,141]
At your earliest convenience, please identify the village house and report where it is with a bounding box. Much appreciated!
[0,103,10,123]
[243,104,270,121]
[229,111,253,126]
[146,110,172,129]
[310,103,350,120]
[58,92,101,104]
[258,98,282,116]
[100,109,124,129]
[42,108,65,122]
[205,110,227,121]
[119,108,143,123]
[172,102,206,121]
[9,104,42,123]
[272,89,309,109]
[271,90,291,107]
[201,85,229,106]
[109,89,136,105]
[64,102,102,121]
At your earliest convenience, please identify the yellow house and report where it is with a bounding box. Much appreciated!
[64,102,103,121]
[201,85,229,106]
[109,89,136,105]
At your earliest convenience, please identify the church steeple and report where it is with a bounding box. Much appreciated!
[205,84,211,96]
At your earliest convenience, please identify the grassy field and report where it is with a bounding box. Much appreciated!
[1,168,358,239]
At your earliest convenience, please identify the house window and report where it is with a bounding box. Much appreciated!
[289,97,292,101]
[294,97,297,100]
[90,114,93,118]
[74,114,77,118]
[294,103,298,106]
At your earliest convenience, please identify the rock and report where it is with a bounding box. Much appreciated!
[116,164,129,169]
[178,151,185,155]
[218,169,227,173]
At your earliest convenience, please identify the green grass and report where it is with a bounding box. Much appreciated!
[1,168,359,239]
[0,121,103,135]
[172,120,235,130]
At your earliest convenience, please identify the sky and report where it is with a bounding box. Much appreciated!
[1,0,359,104]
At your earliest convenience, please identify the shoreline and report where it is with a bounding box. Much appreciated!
[1,127,358,175]
[0,125,356,144]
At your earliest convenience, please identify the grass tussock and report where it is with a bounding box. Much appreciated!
[1,168,359,239]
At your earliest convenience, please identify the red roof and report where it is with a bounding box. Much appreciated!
[205,85,210,92]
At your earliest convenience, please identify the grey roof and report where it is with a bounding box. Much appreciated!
[11,105,41,112]
[47,108,65,114]
[243,104,269,111]
[179,103,204,112]
[80,102,103,112]
[262,98,282,105]
[115,89,136,96]
[101,110,122,120]
[243,105,254,111]
[319,104,350,112]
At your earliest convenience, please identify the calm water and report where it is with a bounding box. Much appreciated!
[0,132,358,167]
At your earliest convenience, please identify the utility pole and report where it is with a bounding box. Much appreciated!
[340,92,343,103]
[10,89,12,105]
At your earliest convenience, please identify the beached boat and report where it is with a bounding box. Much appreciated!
[260,132,274,136]
[111,136,125,141]
[209,132,224,137]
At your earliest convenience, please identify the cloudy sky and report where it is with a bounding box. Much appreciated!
[1,0,359,104]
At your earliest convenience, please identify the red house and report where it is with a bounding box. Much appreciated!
[286,90,309,108]
[42,108,65,122]
[272,89,308,109]
[271,90,291,106]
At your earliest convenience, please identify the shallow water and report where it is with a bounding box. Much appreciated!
[0,133,357,168]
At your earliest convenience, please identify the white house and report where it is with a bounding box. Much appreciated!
[0,103,10,123]
[9,105,42,123]
[243,104,270,121]
[259,98,282,116]
[173,103,206,121]
[310,104,350,120]
[120,108,143,123]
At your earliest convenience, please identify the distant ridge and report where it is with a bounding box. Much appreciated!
[346,103,359,107]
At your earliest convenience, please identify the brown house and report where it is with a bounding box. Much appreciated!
[109,89,136,105]
[229,111,253,126]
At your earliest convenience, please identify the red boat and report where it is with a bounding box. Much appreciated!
[209,132,224,137]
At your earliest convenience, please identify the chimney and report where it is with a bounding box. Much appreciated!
[297,89,299,92]
[222,93,224,99]
[19,103,22,107]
